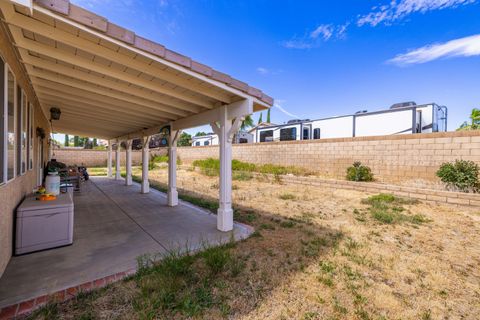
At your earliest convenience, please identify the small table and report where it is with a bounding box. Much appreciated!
[15,193,74,255]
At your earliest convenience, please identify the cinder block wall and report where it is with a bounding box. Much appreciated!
[53,149,168,167]
[175,131,480,186]
[55,131,480,186]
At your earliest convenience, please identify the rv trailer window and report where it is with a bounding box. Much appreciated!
[204,141,210,146]
[239,138,248,144]
[313,128,320,139]
[303,127,310,140]
[260,130,273,142]
[280,127,296,141]
[195,141,200,146]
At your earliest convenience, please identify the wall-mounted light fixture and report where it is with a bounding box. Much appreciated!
[50,107,61,121]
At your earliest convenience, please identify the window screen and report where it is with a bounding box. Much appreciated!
[0,59,4,183]
[28,103,34,170]
[21,92,27,174]
[259,130,273,142]
[313,128,321,139]
[7,68,15,180]
[280,127,296,141]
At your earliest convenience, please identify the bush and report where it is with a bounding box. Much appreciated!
[192,158,312,177]
[436,160,479,193]
[346,162,374,182]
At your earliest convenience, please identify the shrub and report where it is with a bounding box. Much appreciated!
[361,194,427,225]
[436,160,479,193]
[346,162,374,182]
[192,158,312,177]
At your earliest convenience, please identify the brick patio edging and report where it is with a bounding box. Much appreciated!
[278,175,480,207]
[0,268,137,319]
[182,165,480,207]
[130,163,480,208]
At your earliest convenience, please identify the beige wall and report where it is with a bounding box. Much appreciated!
[53,148,167,167]
[0,23,51,276]
[55,131,480,188]
[175,131,480,186]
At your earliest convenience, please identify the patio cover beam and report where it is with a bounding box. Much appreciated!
[2,10,232,105]
[19,51,203,114]
[32,83,168,123]
[26,66,187,118]
[114,99,253,141]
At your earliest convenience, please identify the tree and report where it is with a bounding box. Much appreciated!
[178,132,192,146]
[92,138,98,147]
[457,108,480,131]
[266,108,271,123]
[240,115,254,131]
[195,132,207,137]
[73,135,80,147]
[64,134,69,147]
[470,108,480,126]
[258,112,263,124]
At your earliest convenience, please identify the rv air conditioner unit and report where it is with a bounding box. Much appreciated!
[390,101,416,109]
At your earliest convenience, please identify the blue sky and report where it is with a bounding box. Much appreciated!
[69,0,480,136]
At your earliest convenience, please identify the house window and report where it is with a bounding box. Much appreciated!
[195,141,200,146]
[20,91,27,174]
[28,103,34,170]
[204,141,209,146]
[259,130,273,142]
[280,127,296,141]
[7,67,16,181]
[0,59,4,184]
[239,138,248,143]
[313,128,321,139]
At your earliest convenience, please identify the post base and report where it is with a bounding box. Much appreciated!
[168,189,178,206]
[141,183,150,194]
[125,176,132,186]
[217,208,233,232]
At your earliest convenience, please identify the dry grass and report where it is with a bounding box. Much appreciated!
[27,167,480,320]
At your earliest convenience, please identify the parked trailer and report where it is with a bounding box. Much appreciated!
[191,132,253,146]
[255,103,447,143]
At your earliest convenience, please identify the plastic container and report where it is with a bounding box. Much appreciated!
[45,172,60,196]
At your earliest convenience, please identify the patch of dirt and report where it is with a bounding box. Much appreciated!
[29,167,480,320]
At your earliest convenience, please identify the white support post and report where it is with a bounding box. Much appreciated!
[107,141,112,178]
[141,136,151,194]
[211,105,244,232]
[125,139,133,186]
[167,129,181,206]
[115,143,121,180]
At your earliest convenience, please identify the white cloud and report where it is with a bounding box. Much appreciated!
[388,33,480,65]
[358,0,477,26]
[256,67,283,75]
[310,24,334,40]
[282,24,349,49]
[274,100,300,119]
[256,67,269,75]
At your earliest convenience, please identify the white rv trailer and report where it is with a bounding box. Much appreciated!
[191,132,253,146]
[192,134,219,147]
[254,103,447,143]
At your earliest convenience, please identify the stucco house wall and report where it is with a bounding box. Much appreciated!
[0,23,51,276]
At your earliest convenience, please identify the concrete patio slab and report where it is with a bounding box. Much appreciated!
[0,177,252,308]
